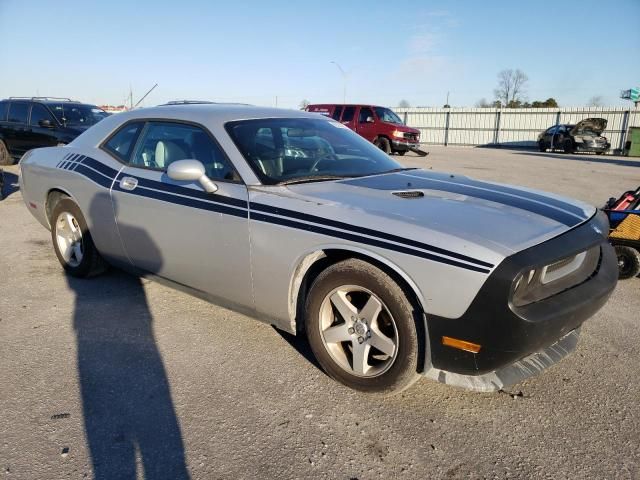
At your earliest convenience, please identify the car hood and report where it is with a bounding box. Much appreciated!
[283,170,596,256]
[570,118,607,136]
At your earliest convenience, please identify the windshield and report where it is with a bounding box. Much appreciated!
[48,103,109,127]
[374,107,404,125]
[226,118,403,184]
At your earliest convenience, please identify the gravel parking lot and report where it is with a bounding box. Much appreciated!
[1,147,639,479]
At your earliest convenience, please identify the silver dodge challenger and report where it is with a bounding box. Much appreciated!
[19,102,618,393]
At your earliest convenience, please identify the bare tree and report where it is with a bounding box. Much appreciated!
[588,95,604,107]
[398,99,411,108]
[494,69,528,107]
[299,99,310,109]
[475,98,491,108]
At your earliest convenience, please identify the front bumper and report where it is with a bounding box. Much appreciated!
[391,139,420,151]
[576,142,610,153]
[423,211,618,390]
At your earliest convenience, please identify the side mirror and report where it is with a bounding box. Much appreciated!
[366,116,375,123]
[39,119,54,128]
[167,159,218,193]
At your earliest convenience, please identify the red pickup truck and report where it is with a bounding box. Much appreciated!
[305,104,424,156]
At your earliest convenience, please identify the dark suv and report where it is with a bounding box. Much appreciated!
[0,97,109,165]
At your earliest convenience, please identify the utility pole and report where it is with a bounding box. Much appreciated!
[331,61,347,104]
[133,83,158,108]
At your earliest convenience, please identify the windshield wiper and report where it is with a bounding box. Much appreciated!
[377,167,419,175]
[278,175,354,186]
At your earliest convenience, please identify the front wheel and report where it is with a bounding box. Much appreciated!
[394,150,406,156]
[373,137,391,154]
[615,246,640,279]
[305,258,422,393]
[538,140,546,152]
[50,198,107,277]
[563,139,574,154]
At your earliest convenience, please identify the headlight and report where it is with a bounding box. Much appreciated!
[392,130,405,138]
[511,246,600,307]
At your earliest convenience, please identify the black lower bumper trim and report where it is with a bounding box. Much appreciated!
[426,211,617,376]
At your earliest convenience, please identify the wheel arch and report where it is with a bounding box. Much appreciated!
[289,246,426,334]
[45,188,75,228]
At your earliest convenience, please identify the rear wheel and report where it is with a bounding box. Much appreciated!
[305,258,422,393]
[615,246,640,279]
[50,198,107,277]
[373,137,391,154]
[0,140,12,166]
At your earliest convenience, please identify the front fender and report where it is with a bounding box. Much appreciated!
[287,244,428,332]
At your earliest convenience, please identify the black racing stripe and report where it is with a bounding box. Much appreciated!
[74,164,115,189]
[131,175,248,209]
[250,203,494,268]
[79,156,121,179]
[406,173,586,218]
[113,182,248,218]
[408,178,581,227]
[60,156,490,270]
[251,212,490,273]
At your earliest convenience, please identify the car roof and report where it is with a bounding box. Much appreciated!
[70,103,328,148]
[110,103,319,124]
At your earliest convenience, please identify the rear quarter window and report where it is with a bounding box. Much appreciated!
[103,122,144,162]
[8,102,29,123]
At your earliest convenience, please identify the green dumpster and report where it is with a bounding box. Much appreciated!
[629,127,640,157]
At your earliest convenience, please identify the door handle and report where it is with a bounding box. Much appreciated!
[120,176,138,191]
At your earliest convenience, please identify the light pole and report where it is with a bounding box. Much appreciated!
[330,61,347,104]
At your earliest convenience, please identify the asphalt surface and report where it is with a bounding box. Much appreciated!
[1,147,639,479]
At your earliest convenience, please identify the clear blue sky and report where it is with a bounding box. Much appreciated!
[1,0,638,108]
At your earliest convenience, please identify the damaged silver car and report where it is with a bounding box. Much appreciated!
[19,103,618,393]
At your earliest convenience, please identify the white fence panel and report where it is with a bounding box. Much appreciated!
[394,106,640,153]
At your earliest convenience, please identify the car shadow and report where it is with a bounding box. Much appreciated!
[67,194,189,479]
[513,151,640,168]
[272,326,324,373]
[1,170,20,199]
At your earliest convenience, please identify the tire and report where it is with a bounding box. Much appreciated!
[0,140,13,166]
[615,246,640,279]
[563,139,574,154]
[538,140,546,152]
[305,258,422,393]
[50,198,107,278]
[373,137,391,154]
[395,151,406,156]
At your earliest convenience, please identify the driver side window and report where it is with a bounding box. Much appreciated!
[358,107,374,123]
[129,122,240,182]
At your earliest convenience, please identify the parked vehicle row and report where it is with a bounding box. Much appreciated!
[19,102,617,393]
[0,97,109,165]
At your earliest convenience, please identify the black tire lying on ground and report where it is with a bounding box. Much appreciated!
[615,245,640,279]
